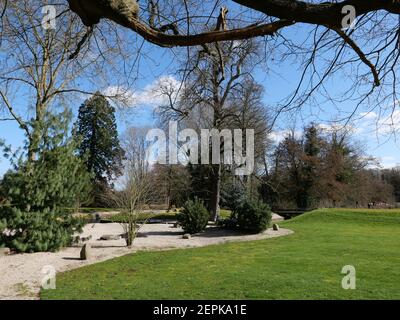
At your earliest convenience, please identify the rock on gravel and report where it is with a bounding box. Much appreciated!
[80,244,92,260]
[0,247,10,256]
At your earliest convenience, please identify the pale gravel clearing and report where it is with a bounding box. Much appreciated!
[0,221,293,300]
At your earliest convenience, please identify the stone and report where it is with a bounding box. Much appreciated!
[173,222,180,228]
[80,235,92,242]
[0,247,11,256]
[272,224,280,231]
[80,244,92,260]
[182,233,191,239]
[99,234,121,241]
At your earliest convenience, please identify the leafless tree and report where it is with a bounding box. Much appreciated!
[108,127,152,246]
[0,1,142,160]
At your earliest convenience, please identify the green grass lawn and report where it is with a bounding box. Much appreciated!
[104,211,178,223]
[104,209,232,223]
[41,208,400,300]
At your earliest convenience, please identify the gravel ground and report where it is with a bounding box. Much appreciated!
[0,221,292,300]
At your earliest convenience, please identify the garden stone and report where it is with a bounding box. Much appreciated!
[80,244,92,260]
[0,247,11,256]
[182,233,191,239]
[80,235,92,242]
[273,224,280,231]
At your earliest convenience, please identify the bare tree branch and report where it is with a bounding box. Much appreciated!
[333,28,380,87]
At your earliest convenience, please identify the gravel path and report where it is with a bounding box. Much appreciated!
[0,222,293,300]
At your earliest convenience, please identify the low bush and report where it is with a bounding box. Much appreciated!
[177,199,209,234]
[0,207,84,253]
[236,199,272,233]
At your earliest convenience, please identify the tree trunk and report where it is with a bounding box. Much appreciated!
[210,163,221,222]
[27,131,39,162]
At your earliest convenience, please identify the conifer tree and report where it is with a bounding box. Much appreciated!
[76,93,125,204]
[0,110,91,252]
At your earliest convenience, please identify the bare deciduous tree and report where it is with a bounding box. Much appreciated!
[0,1,141,161]
[108,127,152,247]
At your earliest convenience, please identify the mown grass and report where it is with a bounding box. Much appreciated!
[105,211,178,223]
[41,208,400,300]
[104,209,232,223]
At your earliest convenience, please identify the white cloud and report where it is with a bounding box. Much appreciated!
[103,75,182,109]
[379,156,398,168]
[270,129,302,143]
[355,110,400,137]
[375,110,400,135]
[359,112,378,120]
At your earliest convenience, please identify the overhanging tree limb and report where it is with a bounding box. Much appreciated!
[333,28,380,87]
[68,0,294,46]
[233,0,400,28]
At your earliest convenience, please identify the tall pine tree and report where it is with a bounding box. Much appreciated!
[300,124,322,208]
[76,92,125,205]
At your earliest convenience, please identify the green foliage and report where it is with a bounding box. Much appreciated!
[0,217,6,240]
[0,207,83,252]
[299,123,321,208]
[1,111,92,211]
[106,211,177,223]
[76,93,125,190]
[0,110,91,252]
[236,198,271,233]
[187,164,213,210]
[177,199,209,234]
[221,184,245,214]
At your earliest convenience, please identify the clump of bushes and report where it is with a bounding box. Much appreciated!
[218,197,272,233]
[236,199,272,233]
[177,199,209,234]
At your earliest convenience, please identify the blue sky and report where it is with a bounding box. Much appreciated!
[1,20,400,176]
